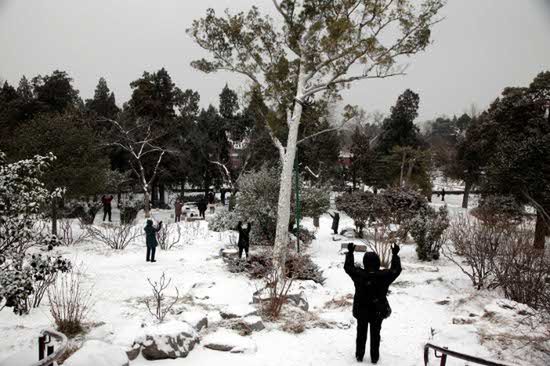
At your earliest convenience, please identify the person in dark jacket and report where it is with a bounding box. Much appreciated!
[344,243,402,364]
[144,219,162,262]
[174,199,183,222]
[328,212,340,235]
[197,197,207,219]
[102,194,114,222]
[440,188,446,202]
[236,221,252,259]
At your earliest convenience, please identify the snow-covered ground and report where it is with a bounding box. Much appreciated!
[1,199,548,366]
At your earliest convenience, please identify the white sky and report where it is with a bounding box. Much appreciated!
[1,0,550,121]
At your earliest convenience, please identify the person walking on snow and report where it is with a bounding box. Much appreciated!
[101,194,114,222]
[144,219,162,262]
[174,198,183,222]
[344,243,402,364]
[236,221,252,259]
[329,211,340,235]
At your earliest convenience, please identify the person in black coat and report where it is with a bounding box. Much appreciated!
[344,243,402,364]
[197,197,207,219]
[236,221,252,259]
[144,219,162,262]
[328,212,340,235]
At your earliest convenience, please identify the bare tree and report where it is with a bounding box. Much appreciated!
[102,118,169,217]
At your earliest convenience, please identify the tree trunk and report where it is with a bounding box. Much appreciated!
[159,183,165,206]
[313,216,320,228]
[272,70,306,282]
[51,197,58,236]
[143,190,151,218]
[462,181,472,209]
[534,210,547,249]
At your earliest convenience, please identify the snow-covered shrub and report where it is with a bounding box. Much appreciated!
[224,248,324,285]
[472,195,525,227]
[336,191,378,236]
[64,200,102,225]
[48,267,94,337]
[492,228,550,309]
[86,224,141,250]
[0,151,73,315]
[0,266,34,315]
[380,186,429,227]
[301,184,331,227]
[157,223,182,250]
[144,272,179,323]
[28,254,72,309]
[235,167,280,245]
[207,209,240,233]
[410,206,449,261]
[119,200,142,225]
[444,215,504,289]
[290,227,316,247]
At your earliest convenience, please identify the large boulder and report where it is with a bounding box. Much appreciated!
[242,316,265,331]
[64,340,129,366]
[134,321,199,360]
[203,329,257,354]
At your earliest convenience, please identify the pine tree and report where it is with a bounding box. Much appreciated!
[85,77,120,120]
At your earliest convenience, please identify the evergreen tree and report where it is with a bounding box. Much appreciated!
[85,77,120,120]
[377,89,421,154]
[31,70,79,113]
[15,111,109,234]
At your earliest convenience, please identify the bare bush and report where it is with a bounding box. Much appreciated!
[224,248,325,284]
[157,223,182,250]
[48,266,94,337]
[493,229,550,309]
[86,224,141,250]
[261,267,296,319]
[443,215,504,289]
[144,272,179,323]
[59,219,89,246]
[362,224,396,269]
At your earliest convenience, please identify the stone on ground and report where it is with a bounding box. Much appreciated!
[203,329,257,353]
[133,320,199,360]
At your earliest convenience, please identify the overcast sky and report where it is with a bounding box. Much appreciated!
[1,0,550,121]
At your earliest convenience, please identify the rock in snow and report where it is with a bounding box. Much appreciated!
[220,304,258,319]
[180,311,208,331]
[133,320,199,360]
[64,340,129,366]
[242,316,265,331]
[203,329,257,353]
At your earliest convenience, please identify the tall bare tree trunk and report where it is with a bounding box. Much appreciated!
[462,181,471,209]
[534,210,547,249]
[272,70,306,282]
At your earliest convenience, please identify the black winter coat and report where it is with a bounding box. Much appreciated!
[237,222,252,248]
[344,251,401,320]
[144,222,162,247]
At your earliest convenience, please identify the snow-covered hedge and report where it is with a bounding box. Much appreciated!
[0,151,72,315]
[410,206,449,261]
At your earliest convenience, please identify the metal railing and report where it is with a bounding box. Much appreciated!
[30,329,68,366]
[424,343,514,366]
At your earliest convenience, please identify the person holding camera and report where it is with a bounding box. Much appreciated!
[144,219,163,262]
[344,242,402,364]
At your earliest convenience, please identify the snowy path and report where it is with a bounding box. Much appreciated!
[0,207,545,365]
